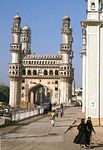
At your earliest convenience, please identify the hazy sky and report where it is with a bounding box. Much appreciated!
[0,0,86,87]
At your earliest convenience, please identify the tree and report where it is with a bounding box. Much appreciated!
[0,84,9,104]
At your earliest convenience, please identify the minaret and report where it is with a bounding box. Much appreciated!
[21,25,31,55]
[8,13,21,107]
[59,16,74,104]
[81,0,103,126]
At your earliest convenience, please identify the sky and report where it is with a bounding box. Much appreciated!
[0,0,86,88]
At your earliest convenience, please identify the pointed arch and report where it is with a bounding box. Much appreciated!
[49,70,53,75]
[33,70,37,75]
[55,70,58,75]
[27,70,31,75]
[44,70,48,75]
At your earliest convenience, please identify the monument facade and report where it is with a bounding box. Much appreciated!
[8,14,74,108]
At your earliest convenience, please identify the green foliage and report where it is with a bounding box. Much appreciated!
[0,84,9,104]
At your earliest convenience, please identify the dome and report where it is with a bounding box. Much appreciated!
[22,25,30,31]
[63,15,70,21]
[13,12,21,20]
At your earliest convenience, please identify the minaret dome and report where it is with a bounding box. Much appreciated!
[63,15,70,21]
[22,25,30,31]
[13,13,21,21]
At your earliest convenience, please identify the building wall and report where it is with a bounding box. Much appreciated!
[82,0,103,126]
[86,25,99,118]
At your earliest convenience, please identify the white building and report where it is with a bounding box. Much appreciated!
[8,13,74,108]
[81,0,103,126]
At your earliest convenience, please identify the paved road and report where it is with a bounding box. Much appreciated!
[0,107,103,150]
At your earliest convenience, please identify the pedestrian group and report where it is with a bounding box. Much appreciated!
[73,117,96,149]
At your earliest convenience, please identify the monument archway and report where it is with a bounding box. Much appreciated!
[28,84,52,107]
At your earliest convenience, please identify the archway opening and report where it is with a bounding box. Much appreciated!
[28,84,52,108]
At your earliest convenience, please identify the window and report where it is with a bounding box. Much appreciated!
[91,2,95,10]
[55,81,58,84]
[64,72,66,75]
[55,70,58,75]
[49,70,53,75]
[22,86,25,90]
[27,70,31,75]
[22,80,25,83]
[55,87,58,91]
[33,70,37,75]
[44,70,48,75]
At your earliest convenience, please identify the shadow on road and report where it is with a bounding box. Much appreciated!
[91,143,103,149]
[2,133,59,140]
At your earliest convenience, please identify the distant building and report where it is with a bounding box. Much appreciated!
[81,0,103,126]
[8,13,74,108]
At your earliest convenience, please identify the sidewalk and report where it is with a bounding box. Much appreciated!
[0,106,103,150]
[63,106,103,144]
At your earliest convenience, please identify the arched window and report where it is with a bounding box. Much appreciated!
[22,79,25,83]
[55,70,58,75]
[27,70,31,75]
[22,86,25,90]
[91,2,95,10]
[64,72,66,75]
[55,81,58,84]
[44,70,48,75]
[49,70,53,75]
[33,70,37,75]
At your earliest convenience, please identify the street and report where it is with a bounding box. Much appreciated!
[0,107,103,150]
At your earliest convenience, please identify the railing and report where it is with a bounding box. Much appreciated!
[0,107,44,126]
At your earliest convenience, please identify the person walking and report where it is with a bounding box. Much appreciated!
[85,117,96,148]
[50,110,56,127]
[73,119,87,148]
[60,103,64,117]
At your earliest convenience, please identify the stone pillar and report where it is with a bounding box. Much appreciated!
[9,79,21,107]
[81,25,86,113]
[30,91,34,106]
[82,51,86,112]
